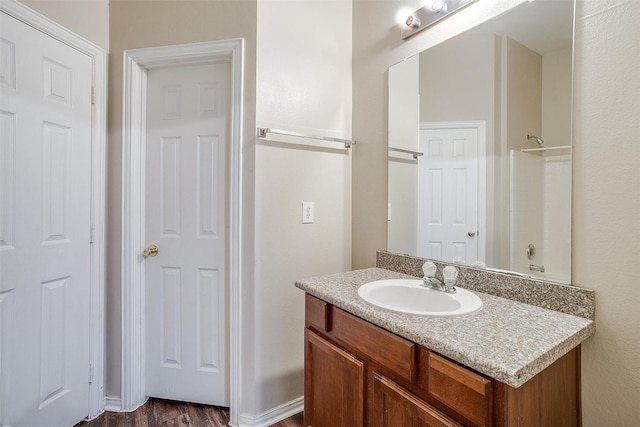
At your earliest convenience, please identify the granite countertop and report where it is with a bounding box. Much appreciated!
[295,267,595,388]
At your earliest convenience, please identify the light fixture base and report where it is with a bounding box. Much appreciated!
[401,0,480,40]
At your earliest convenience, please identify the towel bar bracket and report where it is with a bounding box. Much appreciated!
[388,147,424,160]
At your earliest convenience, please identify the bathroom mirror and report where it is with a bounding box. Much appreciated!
[387,0,574,283]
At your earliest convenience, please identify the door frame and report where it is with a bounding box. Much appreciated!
[0,0,108,420]
[419,121,487,263]
[120,39,243,423]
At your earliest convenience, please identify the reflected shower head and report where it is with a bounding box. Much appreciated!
[527,134,544,145]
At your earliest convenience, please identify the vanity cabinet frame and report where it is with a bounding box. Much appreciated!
[304,294,581,427]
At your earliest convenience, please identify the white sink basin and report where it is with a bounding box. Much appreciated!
[357,279,482,317]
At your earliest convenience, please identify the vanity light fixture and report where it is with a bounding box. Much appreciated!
[401,0,479,39]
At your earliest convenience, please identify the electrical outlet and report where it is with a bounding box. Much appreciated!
[302,202,314,224]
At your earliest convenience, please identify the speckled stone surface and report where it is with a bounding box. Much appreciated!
[377,251,595,320]
[295,268,595,388]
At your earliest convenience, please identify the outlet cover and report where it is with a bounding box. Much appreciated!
[302,202,314,224]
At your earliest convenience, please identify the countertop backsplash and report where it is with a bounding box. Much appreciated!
[377,251,595,320]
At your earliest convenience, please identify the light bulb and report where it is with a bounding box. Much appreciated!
[431,0,448,13]
[406,15,421,29]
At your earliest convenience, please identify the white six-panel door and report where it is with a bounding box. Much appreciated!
[0,12,92,427]
[144,63,229,405]
[418,126,479,263]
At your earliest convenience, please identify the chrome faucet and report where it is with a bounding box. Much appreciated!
[421,262,457,293]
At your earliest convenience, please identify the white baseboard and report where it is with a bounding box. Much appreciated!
[103,394,302,427]
[105,395,149,413]
[104,395,123,412]
[237,396,303,427]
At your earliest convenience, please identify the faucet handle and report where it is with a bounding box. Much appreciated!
[443,266,459,292]
[443,265,458,282]
[422,261,437,278]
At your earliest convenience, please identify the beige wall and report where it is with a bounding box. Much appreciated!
[542,47,572,148]
[419,34,497,125]
[22,0,109,51]
[254,0,352,415]
[573,0,640,424]
[389,54,419,151]
[505,37,542,152]
[387,155,418,254]
[387,55,419,254]
[352,0,402,269]
[353,0,640,423]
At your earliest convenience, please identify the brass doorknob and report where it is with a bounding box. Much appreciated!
[143,244,159,257]
[467,231,476,238]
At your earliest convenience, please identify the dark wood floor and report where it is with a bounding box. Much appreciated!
[75,398,303,427]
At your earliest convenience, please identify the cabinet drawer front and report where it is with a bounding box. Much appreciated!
[428,353,492,426]
[332,308,416,382]
[305,294,329,331]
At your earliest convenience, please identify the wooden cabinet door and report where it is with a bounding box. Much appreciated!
[304,329,365,427]
[373,374,461,427]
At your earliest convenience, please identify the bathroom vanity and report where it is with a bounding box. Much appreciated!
[296,259,595,427]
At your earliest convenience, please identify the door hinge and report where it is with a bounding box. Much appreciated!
[89,364,94,384]
[90,225,95,244]
[91,86,96,105]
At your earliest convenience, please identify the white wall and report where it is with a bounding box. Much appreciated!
[510,151,571,282]
[542,154,571,281]
[509,151,544,275]
[255,0,352,417]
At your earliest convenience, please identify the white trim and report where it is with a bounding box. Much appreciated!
[104,396,123,412]
[121,39,244,425]
[237,397,303,427]
[420,121,487,263]
[103,395,148,414]
[0,0,107,420]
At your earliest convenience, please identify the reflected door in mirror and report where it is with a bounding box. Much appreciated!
[418,124,482,263]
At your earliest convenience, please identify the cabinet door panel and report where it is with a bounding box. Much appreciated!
[305,329,364,427]
[373,374,461,427]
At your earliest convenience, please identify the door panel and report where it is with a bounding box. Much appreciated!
[0,11,92,427]
[145,63,228,405]
[418,127,479,263]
